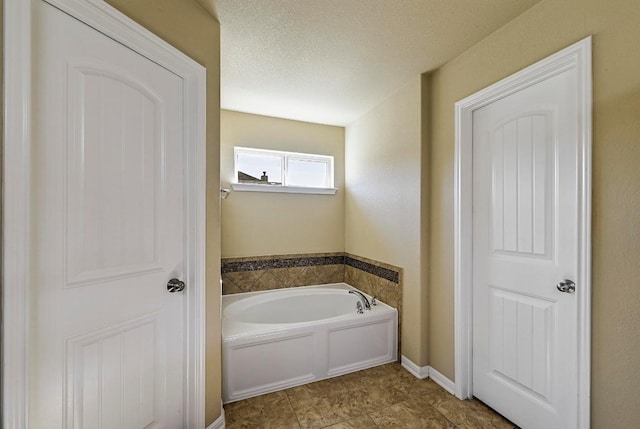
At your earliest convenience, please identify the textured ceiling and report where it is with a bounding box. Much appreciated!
[216,0,542,126]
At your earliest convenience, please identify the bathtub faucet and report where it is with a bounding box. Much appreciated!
[348,290,371,311]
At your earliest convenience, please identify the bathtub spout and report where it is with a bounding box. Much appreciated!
[348,290,371,311]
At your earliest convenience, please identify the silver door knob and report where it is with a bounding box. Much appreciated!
[556,279,576,293]
[167,278,185,293]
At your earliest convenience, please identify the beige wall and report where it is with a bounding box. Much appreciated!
[102,0,222,424]
[428,0,640,425]
[345,77,429,366]
[220,110,345,258]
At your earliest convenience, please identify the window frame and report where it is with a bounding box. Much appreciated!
[232,147,337,195]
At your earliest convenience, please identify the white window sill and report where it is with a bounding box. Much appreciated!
[231,183,337,195]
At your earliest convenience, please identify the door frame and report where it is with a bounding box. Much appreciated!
[453,37,592,427]
[3,0,207,427]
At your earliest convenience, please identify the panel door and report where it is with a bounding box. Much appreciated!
[31,2,185,427]
[472,68,580,428]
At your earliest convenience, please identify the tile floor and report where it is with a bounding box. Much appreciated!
[224,363,517,429]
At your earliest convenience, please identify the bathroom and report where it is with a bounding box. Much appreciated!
[5,0,640,428]
[214,0,638,426]
[215,9,432,425]
[217,89,448,427]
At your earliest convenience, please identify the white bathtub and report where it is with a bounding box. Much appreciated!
[222,283,398,403]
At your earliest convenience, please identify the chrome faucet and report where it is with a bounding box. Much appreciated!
[348,290,371,311]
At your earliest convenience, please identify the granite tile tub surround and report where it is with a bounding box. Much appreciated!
[344,253,403,358]
[221,252,347,294]
[221,252,402,296]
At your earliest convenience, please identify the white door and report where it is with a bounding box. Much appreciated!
[472,67,580,427]
[31,2,186,427]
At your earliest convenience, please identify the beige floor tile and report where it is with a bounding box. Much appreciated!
[286,377,350,402]
[370,397,456,429]
[349,384,410,412]
[324,414,379,429]
[287,388,365,429]
[225,391,300,429]
[226,363,516,429]
[431,395,515,429]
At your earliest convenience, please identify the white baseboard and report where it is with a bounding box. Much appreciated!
[401,355,429,379]
[400,355,455,395]
[427,365,456,395]
[206,407,225,429]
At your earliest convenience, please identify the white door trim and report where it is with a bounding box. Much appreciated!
[3,0,207,427]
[453,37,592,428]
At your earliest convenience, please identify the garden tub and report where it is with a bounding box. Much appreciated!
[222,283,398,403]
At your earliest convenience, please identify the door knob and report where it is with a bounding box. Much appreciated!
[556,279,576,293]
[167,278,185,293]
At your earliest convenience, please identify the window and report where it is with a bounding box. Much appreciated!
[232,147,336,195]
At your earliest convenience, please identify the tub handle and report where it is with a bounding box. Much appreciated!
[371,296,377,306]
[356,301,364,314]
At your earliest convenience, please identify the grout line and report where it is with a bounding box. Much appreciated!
[365,409,384,428]
[426,401,459,428]
[283,388,303,429]
[367,412,382,428]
